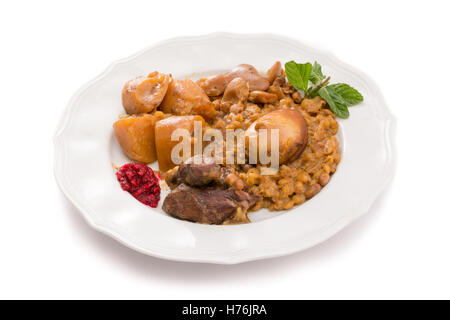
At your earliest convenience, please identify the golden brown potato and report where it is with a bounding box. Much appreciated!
[113,114,157,163]
[197,64,269,96]
[245,109,308,165]
[160,79,216,120]
[155,115,206,172]
[122,72,170,114]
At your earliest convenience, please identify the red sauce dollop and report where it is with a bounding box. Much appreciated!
[116,163,161,208]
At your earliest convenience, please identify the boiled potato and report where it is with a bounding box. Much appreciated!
[122,72,170,114]
[245,109,308,165]
[160,79,216,120]
[155,115,206,172]
[113,114,157,163]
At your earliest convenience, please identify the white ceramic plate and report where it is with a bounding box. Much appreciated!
[54,33,395,264]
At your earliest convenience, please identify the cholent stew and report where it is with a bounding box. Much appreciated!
[113,61,363,225]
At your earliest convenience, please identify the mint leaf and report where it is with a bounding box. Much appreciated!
[284,59,363,119]
[285,61,312,92]
[318,86,349,119]
[309,61,325,84]
[328,83,363,106]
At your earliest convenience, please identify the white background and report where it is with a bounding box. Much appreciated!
[1,0,449,300]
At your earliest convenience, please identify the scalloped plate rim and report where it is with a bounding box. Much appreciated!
[54,32,396,264]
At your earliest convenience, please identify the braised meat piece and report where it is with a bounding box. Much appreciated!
[222,77,250,104]
[197,64,269,96]
[179,155,221,186]
[266,61,282,84]
[166,155,221,188]
[163,155,257,223]
[162,184,259,224]
[165,155,246,190]
[160,79,217,120]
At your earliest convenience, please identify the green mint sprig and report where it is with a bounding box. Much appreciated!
[285,61,363,118]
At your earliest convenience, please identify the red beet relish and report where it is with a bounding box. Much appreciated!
[116,163,161,208]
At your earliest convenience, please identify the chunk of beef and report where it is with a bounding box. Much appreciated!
[266,61,282,84]
[162,184,260,224]
[160,79,217,120]
[197,64,269,96]
[248,90,278,104]
[166,155,221,188]
[227,64,269,91]
[166,155,247,190]
[222,77,249,104]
